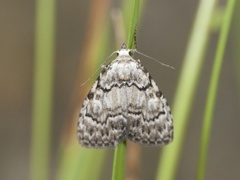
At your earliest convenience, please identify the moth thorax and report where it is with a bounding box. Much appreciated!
[117,49,131,57]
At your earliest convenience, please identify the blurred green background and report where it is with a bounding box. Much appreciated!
[0,0,239,180]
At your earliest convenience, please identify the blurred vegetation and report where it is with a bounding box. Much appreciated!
[197,0,236,179]
[31,0,56,180]
[29,0,238,180]
[157,0,216,179]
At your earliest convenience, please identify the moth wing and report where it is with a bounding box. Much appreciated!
[126,74,173,146]
[78,79,128,148]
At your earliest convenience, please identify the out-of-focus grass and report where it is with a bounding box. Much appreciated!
[233,1,240,92]
[197,0,237,179]
[156,0,217,180]
[156,1,238,180]
[30,0,56,180]
[55,1,111,180]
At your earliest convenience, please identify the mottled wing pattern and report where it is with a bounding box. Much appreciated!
[78,46,173,148]
[78,72,128,148]
[126,66,173,145]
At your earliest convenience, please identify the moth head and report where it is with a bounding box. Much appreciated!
[117,43,133,57]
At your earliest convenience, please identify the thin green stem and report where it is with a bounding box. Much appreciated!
[197,1,236,179]
[30,0,56,180]
[112,141,127,180]
[111,0,140,179]
[127,0,139,49]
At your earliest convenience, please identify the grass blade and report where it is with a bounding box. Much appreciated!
[126,0,140,49]
[197,1,237,179]
[112,141,127,180]
[30,0,56,180]
[156,0,217,179]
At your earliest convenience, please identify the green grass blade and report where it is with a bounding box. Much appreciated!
[56,32,109,179]
[126,0,140,49]
[197,1,237,179]
[111,0,140,180]
[57,144,106,180]
[156,0,217,180]
[112,141,127,180]
[30,0,56,180]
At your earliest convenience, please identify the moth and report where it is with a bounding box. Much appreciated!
[77,43,173,148]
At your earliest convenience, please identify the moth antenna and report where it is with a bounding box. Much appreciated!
[134,28,137,49]
[134,50,175,70]
[80,51,118,87]
[131,29,174,69]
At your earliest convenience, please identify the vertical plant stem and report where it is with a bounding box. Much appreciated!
[112,141,127,180]
[127,0,139,49]
[197,0,236,179]
[30,0,56,180]
[111,1,140,180]
[156,0,217,180]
